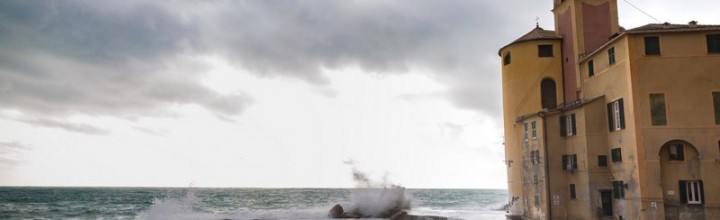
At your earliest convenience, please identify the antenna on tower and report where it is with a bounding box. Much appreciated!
[536,16,540,28]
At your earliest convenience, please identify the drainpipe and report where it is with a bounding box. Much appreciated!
[539,112,553,220]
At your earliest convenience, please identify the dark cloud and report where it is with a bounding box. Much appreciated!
[0,0,550,121]
[18,118,111,135]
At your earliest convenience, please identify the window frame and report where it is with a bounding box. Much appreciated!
[504,52,512,65]
[607,99,625,132]
[569,184,577,200]
[680,180,704,205]
[650,93,667,126]
[531,121,537,139]
[669,144,685,161]
[598,155,608,167]
[588,60,595,77]
[560,114,577,137]
[608,47,616,65]
[613,181,625,199]
[538,44,554,57]
[523,122,529,142]
[611,148,622,163]
[713,92,720,125]
[644,36,661,55]
[707,34,720,54]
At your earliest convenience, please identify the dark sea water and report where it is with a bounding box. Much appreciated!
[0,187,507,220]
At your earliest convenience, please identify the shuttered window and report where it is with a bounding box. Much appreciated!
[611,148,622,163]
[669,144,685,161]
[598,155,608,167]
[560,114,577,137]
[588,60,595,77]
[650,93,667,126]
[570,184,577,200]
[680,180,705,204]
[613,181,625,199]
[713,92,720,125]
[607,99,625,131]
[608,47,616,65]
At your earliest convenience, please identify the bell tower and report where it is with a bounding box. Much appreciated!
[552,0,620,102]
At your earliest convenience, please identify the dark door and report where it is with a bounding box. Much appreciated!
[601,191,613,216]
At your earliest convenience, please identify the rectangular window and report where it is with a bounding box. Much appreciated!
[570,184,577,200]
[504,52,512,65]
[607,99,625,131]
[611,148,622,162]
[707,34,720,53]
[531,121,537,139]
[534,196,539,206]
[680,180,704,204]
[644,36,661,55]
[713,92,720,125]
[669,144,685,161]
[650,93,667,126]
[588,60,595,77]
[562,154,578,170]
[539,44,553,57]
[560,114,577,137]
[613,181,625,199]
[531,150,541,165]
[608,47,616,65]
[534,175,539,186]
[523,123,528,142]
[598,155,608,167]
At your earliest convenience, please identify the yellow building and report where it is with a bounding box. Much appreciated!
[499,0,720,219]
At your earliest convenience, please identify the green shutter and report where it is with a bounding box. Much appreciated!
[679,180,688,204]
[607,103,614,131]
[618,99,625,129]
[700,181,705,204]
[571,114,577,135]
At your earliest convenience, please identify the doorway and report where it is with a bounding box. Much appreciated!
[601,191,613,216]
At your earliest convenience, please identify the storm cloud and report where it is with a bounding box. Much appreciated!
[0,0,547,126]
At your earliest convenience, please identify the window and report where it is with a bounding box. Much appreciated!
[569,184,576,200]
[650,93,667,126]
[611,148,622,162]
[534,175,539,186]
[707,34,720,53]
[541,79,558,109]
[669,144,685,161]
[531,121,537,139]
[613,181,625,199]
[608,47,616,65]
[523,123,529,142]
[644,36,661,55]
[504,52,511,65]
[530,150,541,165]
[539,44,553,57]
[588,60,595,77]
[534,196,539,206]
[607,99,625,131]
[713,92,720,125]
[680,180,704,204]
[560,114,577,137]
[562,154,578,171]
[598,155,608,167]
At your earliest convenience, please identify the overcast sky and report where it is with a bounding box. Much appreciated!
[1,0,718,189]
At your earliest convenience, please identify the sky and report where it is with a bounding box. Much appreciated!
[0,0,719,189]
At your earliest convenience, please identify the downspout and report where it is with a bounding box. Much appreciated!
[539,112,553,220]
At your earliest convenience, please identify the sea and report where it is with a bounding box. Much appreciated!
[0,187,507,220]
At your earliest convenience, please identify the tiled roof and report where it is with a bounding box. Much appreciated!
[499,26,562,56]
[626,22,720,34]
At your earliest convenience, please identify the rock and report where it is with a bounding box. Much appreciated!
[328,204,344,218]
[340,212,363,218]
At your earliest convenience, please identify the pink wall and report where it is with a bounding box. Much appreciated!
[582,2,613,53]
[558,10,577,103]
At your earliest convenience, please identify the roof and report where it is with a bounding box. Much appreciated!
[626,22,720,34]
[499,26,562,56]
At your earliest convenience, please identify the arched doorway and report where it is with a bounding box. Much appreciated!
[659,140,705,220]
[540,78,557,109]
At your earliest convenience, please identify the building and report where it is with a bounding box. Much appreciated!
[499,0,720,219]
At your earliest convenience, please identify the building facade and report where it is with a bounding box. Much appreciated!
[499,0,720,219]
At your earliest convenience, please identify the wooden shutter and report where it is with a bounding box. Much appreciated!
[619,99,626,129]
[572,155,578,169]
[571,114,577,135]
[562,155,568,170]
[679,180,688,204]
[607,103,614,131]
[677,145,685,161]
[560,116,567,137]
[700,181,705,204]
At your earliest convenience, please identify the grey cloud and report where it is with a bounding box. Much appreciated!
[0,141,28,169]
[18,118,110,135]
[0,0,548,120]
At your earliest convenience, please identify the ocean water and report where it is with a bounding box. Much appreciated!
[0,187,507,219]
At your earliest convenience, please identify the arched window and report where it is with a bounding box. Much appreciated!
[541,78,557,109]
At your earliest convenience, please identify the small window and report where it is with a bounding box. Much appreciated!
[531,121,537,139]
[504,52,512,65]
[713,92,720,125]
[534,196,540,206]
[680,180,704,204]
[613,181,625,199]
[523,123,529,142]
[608,47,616,65]
[530,150,541,165]
[534,175,539,186]
[598,155,608,167]
[669,144,685,161]
[611,148,622,162]
[607,99,625,131]
[588,60,595,77]
[650,93,667,126]
[569,184,576,200]
[644,36,661,55]
[539,44,554,57]
[707,34,720,53]
[560,114,577,137]
[562,154,578,170]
